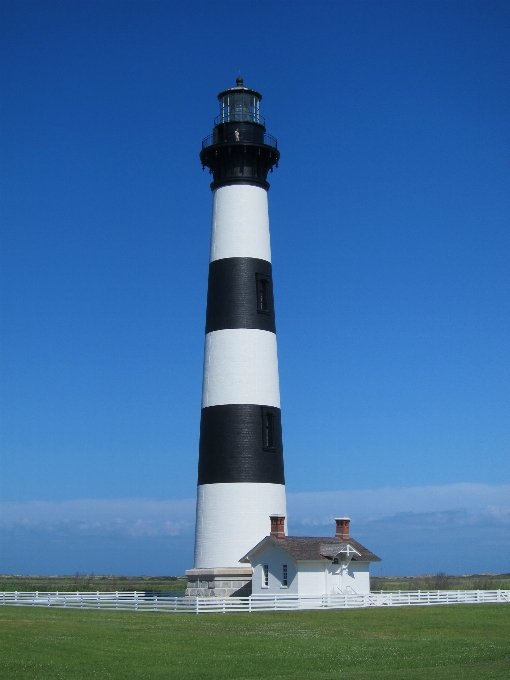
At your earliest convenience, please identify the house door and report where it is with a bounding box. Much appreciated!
[330,562,342,592]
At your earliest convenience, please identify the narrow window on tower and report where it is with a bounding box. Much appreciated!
[263,564,269,588]
[265,412,274,448]
[261,407,276,451]
[282,564,288,587]
[256,273,270,315]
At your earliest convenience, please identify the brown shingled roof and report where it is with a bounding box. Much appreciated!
[241,535,381,563]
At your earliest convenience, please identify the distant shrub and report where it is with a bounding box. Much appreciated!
[430,572,452,589]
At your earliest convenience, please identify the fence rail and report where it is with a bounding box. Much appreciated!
[1,590,508,614]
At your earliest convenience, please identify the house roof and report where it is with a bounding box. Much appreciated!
[240,536,381,563]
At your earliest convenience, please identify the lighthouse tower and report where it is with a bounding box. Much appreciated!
[186,79,286,597]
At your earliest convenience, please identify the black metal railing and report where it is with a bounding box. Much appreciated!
[214,112,266,126]
[202,132,278,150]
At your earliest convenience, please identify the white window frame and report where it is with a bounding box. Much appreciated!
[281,564,288,588]
[262,564,269,588]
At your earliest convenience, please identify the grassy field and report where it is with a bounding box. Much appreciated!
[1,604,509,679]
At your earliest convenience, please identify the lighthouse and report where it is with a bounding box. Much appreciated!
[185,78,286,597]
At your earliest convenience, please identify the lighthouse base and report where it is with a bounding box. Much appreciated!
[185,567,253,597]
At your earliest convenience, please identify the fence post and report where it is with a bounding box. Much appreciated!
[195,597,199,615]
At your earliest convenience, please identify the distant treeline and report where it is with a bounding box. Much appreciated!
[370,573,510,591]
[1,572,509,593]
[0,574,188,593]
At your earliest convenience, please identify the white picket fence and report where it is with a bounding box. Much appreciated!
[1,589,509,613]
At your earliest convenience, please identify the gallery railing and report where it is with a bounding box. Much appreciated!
[202,131,278,150]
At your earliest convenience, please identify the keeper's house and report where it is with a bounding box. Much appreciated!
[241,516,381,596]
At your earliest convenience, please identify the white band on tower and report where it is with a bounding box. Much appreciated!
[194,483,287,568]
[202,328,280,408]
[210,185,272,263]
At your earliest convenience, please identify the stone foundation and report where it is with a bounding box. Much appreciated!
[185,567,253,597]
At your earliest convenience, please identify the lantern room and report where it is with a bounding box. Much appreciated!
[217,76,262,125]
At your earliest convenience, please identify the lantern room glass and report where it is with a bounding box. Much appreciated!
[219,93,260,123]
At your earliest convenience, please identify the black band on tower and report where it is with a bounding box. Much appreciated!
[205,258,275,334]
[198,404,284,485]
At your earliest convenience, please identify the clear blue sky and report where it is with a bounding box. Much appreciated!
[1,0,509,576]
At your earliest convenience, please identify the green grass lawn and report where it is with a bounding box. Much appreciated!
[1,604,509,679]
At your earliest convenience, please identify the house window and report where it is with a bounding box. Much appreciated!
[256,273,270,314]
[332,558,339,565]
[282,564,288,587]
[263,564,269,587]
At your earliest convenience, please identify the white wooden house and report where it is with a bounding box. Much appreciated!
[241,516,381,596]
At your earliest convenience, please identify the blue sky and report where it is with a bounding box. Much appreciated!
[1,0,509,576]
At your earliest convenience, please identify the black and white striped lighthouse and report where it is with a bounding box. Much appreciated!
[186,78,286,596]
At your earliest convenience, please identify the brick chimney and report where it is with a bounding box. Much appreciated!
[335,517,351,540]
[270,515,285,539]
